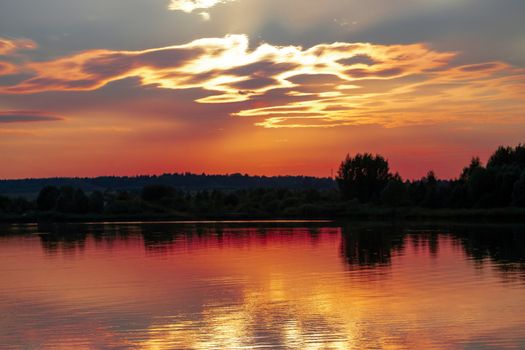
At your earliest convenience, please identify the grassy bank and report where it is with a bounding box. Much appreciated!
[2,206,524,224]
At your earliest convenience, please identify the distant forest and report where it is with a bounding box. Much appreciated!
[0,173,336,196]
[1,144,525,221]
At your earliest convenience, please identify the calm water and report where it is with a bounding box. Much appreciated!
[1,222,524,350]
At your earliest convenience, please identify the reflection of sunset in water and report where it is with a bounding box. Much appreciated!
[0,223,524,349]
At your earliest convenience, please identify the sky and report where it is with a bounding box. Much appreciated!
[0,0,524,179]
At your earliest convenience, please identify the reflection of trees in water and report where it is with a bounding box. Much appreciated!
[35,222,336,255]
[408,232,440,257]
[340,225,406,268]
[33,222,525,281]
[139,224,334,255]
[37,222,135,255]
[450,225,525,281]
[339,223,525,282]
[38,223,88,255]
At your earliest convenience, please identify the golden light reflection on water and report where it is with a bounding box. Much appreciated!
[0,223,524,349]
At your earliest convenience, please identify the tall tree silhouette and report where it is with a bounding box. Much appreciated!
[337,153,391,203]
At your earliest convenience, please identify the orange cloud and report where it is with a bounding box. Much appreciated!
[0,37,37,55]
[0,37,37,77]
[3,35,524,128]
[0,61,16,75]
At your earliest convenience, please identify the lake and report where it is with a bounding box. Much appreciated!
[1,222,524,349]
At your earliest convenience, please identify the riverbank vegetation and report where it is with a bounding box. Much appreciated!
[1,144,525,222]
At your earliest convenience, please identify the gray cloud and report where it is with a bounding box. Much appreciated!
[0,0,523,67]
[0,111,63,123]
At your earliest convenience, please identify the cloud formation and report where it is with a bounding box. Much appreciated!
[0,110,63,123]
[0,61,16,75]
[168,0,237,13]
[0,37,37,55]
[2,34,524,128]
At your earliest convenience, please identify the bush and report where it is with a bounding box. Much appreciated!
[37,186,60,211]
[381,178,409,207]
[141,185,175,202]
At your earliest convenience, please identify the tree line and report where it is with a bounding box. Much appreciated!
[0,173,335,196]
[336,144,525,208]
[0,184,344,218]
[1,144,524,219]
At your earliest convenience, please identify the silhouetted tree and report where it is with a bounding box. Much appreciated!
[460,157,483,182]
[116,190,132,201]
[482,145,525,207]
[36,185,60,211]
[0,195,12,213]
[487,145,525,169]
[381,175,409,207]
[141,185,175,202]
[448,181,469,208]
[9,197,33,213]
[88,191,105,213]
[73,189,90,214]
[421,171,439,208]
[224,193,240,207]
[494,169,520,206]
[337,153,391,203]
[467,168,496,208]
[513,172,525,207]
[0,196,33,213]
[56,186,76,213]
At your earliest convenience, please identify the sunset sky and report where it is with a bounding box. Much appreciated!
[1,0,524,179]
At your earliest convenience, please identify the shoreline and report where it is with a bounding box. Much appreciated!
[2,207,524,224]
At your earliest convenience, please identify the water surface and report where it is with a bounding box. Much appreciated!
[1,222,524,349]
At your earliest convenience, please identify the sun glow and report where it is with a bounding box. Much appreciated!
[168,0,238,13]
